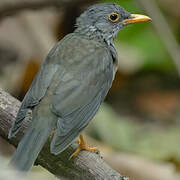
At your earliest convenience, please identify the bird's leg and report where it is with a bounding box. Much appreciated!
[50,129,56,138]
[69,134,98,159]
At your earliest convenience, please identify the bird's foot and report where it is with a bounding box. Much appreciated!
[69,134,98,159]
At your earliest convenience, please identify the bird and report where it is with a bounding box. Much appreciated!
[8,3,151,172]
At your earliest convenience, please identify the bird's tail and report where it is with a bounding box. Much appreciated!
[9,122,53,172]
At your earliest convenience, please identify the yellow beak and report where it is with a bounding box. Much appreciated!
[121,14,152,25]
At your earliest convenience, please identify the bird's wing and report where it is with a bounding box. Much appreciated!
[50,91,103,154]
[50,45,114,154]
[8,43,60,138]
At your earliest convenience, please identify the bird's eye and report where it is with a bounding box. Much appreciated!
[108,12,119,23]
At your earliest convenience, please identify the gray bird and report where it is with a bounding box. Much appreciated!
[8,3,151,172]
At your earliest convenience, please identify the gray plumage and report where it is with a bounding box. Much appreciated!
[8,3,133,171]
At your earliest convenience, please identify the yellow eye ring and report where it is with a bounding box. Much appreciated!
[108,12,119,23]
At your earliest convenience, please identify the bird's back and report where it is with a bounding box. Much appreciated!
[45,33,115,116]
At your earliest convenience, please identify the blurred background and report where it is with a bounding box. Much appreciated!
[0,0,180,179]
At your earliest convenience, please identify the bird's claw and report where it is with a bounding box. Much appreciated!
[69,135,98,160]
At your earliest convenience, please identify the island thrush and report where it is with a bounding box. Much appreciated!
[8,3,151,172]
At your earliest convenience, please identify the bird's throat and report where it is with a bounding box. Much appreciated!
[74,26,114,44]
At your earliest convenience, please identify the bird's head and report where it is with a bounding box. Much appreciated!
[75,3,151,43]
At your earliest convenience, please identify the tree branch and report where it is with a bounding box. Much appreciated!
[0,0,95,20]
[0,88,124,180]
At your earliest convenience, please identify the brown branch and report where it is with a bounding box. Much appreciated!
[0,88,125,180]
[0,0,96,20]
